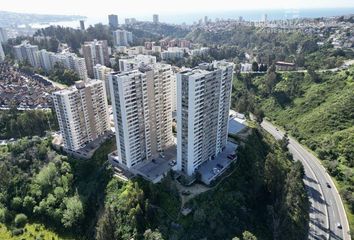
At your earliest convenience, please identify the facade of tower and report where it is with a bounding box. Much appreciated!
[109,63,173,169]
[13,41,40,67]
[176,61,234,176]
[82,39,109,78]
[52,80,110,151]
[108,14,119,29]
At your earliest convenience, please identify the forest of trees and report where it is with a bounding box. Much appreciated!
[0,109,58,139]
[34,24,114,53]
[186,26,354,69]
[0,136,116,239]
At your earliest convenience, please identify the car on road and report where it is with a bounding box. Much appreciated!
[336,223,342,229]
[326,182,331,188]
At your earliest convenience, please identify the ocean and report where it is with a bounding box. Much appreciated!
[29,8,354,29]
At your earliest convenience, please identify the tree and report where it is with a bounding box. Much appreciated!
[242,231,257,240]
[251,62,259,72]
[253,108,265,124]
[307,67,320,83]
[14,213,28,227]
[143,229,164,240]
[62,194,84,228]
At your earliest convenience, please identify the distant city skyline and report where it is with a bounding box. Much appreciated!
[1,0,354,17]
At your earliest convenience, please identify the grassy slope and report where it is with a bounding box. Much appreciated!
[0,223,65,240]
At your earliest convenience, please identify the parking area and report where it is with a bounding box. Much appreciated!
[53,131,114,159]
[134,144,177,183]
[197,141,237,185]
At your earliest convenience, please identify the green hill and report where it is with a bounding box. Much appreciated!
[232,66,354,230]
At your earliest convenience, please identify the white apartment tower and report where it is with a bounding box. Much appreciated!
[109,63,173,168]
[13,41,40,67]
[93,64,113,99]
[37,49,54,72]
[176,61,234,176]
[53,80,110,151]
[65,53,88,80]
[113,30,133,46]
[82,39,109,78]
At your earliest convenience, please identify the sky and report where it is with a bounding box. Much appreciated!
[1,0,354,17]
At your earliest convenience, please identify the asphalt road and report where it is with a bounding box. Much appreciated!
[261,120,351,240]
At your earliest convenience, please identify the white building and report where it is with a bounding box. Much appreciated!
[119,54,157,72]
[0,43,5,62]
[52,80,110,151]
[240,63,252,72]
[109,63,174,169]
[113,30,133,46]
[37,49,54,72]
[82,39,109,78]
[152,46,162,53]
[176,61,234,176]
[13,41,40,67]
[191,47,209,56]
[161,47,185,61]
[93,64,113,99]
[126,46,145,56]
[58,52,88,80]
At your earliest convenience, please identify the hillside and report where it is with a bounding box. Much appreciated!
[232,66,354,229]
[186,26,354,69]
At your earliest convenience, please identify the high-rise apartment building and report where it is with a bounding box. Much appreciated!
[80,20,85,30]
[113,30,133,46]
[109,63,173,169]
[0,28,8,43]
[0,43,5,62]
[153,14,159,24]
[59,52,88,80]
[13,41,40,67]
[118,54,156,72]
[53,80,110,151]
[93,64,113,99]
[37,49,54,72]
[108,14,119,29]
[176,61,234,176]
[82,39,109,78]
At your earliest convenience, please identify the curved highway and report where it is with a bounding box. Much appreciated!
[261,120,351,240]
